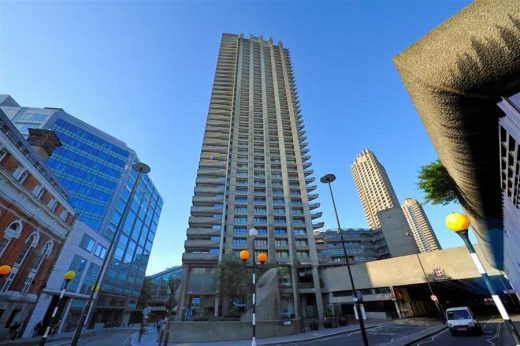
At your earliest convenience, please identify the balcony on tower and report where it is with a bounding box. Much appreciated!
[182,252,219,263]
[189,216,222,226]
[197,167,226,176]
[184,239,220,249]
[308,193,318,201]
[306,185,317,192]
[309,202,320,210]
[192,195,224,204]
[311,212,322,219]
[312,221,324,229]
[187,228,221,237]
[190,205,223,214]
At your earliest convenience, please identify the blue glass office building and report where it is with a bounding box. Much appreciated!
[0,96,163,324]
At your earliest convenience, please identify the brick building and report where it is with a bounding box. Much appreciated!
[0,108,75,338]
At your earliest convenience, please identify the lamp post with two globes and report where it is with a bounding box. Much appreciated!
[240,227,268,346]
[0,265,11,280]
[445,212,520,345]
[39,271,76,346]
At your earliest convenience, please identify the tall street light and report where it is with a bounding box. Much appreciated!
[240,227,267,346]
[320,174,369,346]
[39,270,76,346]
[71,162,151,346]
[404,232,444,323]
[445,212,520,345]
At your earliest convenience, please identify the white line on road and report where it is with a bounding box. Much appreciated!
[486,323,501,346]
[415,328,448,346]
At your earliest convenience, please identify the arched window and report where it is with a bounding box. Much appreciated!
[0,220,23,258]
[32,241,53,272]
[14,232,39,266]
[2,231,40,293]
[21,241,53,296]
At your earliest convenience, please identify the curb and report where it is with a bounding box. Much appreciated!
[398,325,447,346]
[257,325,379,346]
[133,325,379,346]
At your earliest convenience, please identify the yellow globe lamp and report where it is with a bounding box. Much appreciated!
[445,212,471,232]
[64,271,76,282]
[257,252,267,263]
[0,265,11,276]
[240,249,250,261]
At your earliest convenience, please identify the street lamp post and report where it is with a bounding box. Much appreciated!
[445,212,520,345]
[320,174,369,346]
[240,227,267,346]
[405,232,444,323]
[71,162,151,346]
[39,271,76,346]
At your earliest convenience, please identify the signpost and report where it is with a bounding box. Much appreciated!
[139,307,151,342]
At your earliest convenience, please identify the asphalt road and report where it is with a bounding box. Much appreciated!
[46,328,136,346]
[286,318,440,346]
[412,316,520,346]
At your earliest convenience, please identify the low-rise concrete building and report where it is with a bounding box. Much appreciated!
[314,228,389,265]
[320,245,506,319]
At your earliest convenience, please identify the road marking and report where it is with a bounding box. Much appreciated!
[486,323,501,346]
[414,328,448,346]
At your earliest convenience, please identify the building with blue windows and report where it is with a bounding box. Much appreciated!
[0,95,163,326]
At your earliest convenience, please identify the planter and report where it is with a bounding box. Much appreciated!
[309,321,319,330]
[323,318,333,328]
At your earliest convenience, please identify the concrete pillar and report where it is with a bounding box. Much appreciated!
[177,264,190,320]
[312,265,324,319]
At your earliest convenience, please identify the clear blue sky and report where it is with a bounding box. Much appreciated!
[0,0,473,275]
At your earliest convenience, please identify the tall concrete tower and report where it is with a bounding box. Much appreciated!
[351,149,399,229]
[402,198,441,252]
[179,34,324,320]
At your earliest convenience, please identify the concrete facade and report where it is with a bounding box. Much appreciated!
[320,245,504,318]
[376,207,415,258]
[497,94,520,293]
[314,228,390,264]
[179,33,324,320]
[351,149,399,229]
[401,198,441,252]
[393,0,520,270]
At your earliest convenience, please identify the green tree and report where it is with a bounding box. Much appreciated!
[417,160,459,205]
[213,255,277,316]
[137,278,153,309]
[214,255,250,314]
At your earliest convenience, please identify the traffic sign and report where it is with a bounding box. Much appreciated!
[143,307,152,316]
[430,294,438,302]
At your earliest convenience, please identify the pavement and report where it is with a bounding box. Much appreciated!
[130,318,448,346]
[0,326,140,346]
